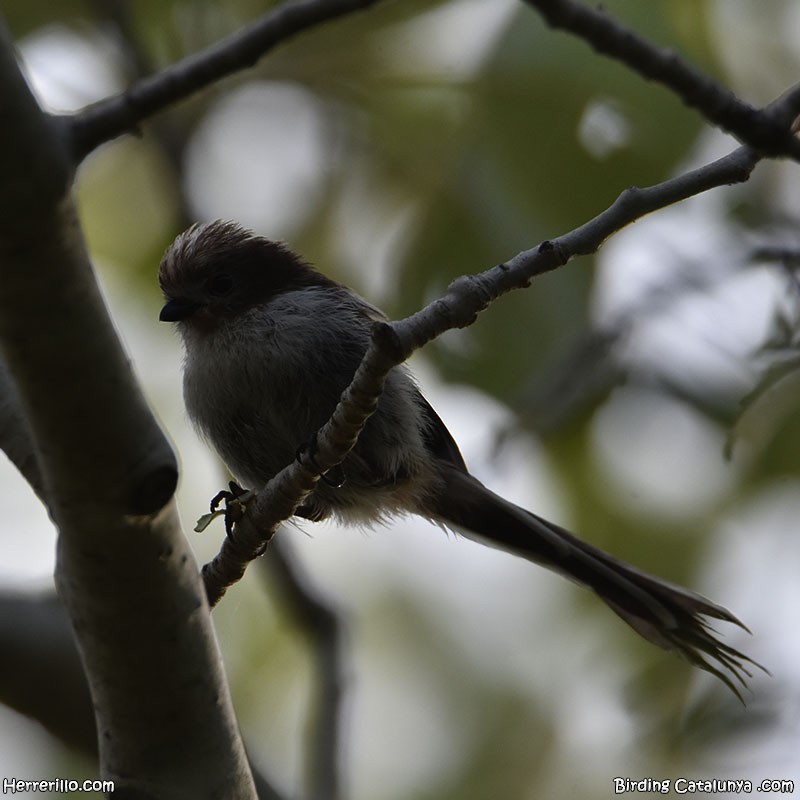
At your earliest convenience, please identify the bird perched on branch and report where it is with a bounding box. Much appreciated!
[159,219,760,698]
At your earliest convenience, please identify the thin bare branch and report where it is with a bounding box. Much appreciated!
[201,327,401,606]
[66,0,384,162]
[522,0,800,159]
[201,143,761,604]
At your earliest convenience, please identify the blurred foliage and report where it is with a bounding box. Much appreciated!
[3,0,800,798]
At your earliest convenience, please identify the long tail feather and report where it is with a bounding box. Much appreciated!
[431,468,766,701]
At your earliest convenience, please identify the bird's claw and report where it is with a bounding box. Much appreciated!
[295,433,346,488]
[195,481,255,538]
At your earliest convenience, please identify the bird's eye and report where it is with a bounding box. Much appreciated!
[206,273,234,297]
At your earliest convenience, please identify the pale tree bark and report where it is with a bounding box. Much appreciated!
[0,18,255,800]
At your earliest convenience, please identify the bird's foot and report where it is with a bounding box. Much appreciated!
[295,433,346,488]
[195,480,255,540]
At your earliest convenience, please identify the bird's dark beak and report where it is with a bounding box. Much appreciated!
[159,297,199,322]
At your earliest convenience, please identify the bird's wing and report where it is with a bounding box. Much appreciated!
[414,391,469,473]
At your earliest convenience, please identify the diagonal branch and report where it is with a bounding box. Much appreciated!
[201,325,401,607]
[201,142,762,605]
[66,0,385,162]
[522,0,800,160]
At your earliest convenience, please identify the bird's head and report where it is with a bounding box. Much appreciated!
[158,220,333,328]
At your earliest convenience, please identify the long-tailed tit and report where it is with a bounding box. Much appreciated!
[159,220,758,695]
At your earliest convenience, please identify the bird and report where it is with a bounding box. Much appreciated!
[159,219,760,698]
